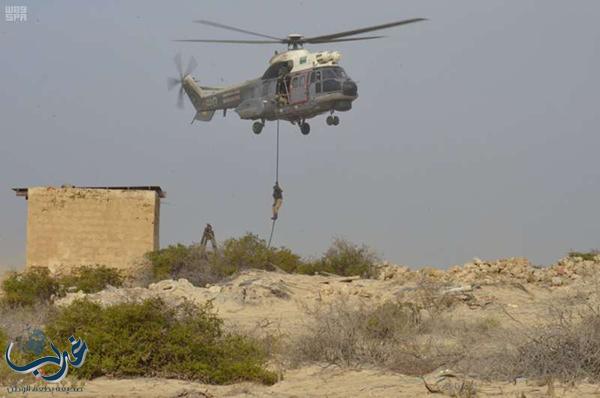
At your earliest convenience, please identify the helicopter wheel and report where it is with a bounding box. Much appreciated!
[326,116,340,126]
[300,122,310,135]
[252,121,264,135]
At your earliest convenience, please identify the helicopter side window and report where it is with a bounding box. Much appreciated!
[312,70,322,93]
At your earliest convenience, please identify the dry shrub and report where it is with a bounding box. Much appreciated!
[493,303,600,383]
[0,304,52,341]
[290,298,468,375]
[291,277,511,377]
[413,276,462,315]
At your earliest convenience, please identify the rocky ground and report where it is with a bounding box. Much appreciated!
[6,254,600,397]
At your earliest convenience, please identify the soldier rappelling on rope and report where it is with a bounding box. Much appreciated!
[271,182,283,220]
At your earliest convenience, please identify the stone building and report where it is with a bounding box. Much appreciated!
[13,186,165,274]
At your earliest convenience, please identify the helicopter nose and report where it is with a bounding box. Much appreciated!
[342,79,358,96]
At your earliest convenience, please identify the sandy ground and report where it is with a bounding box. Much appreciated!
[5,367,600,398]
[3,259,600,397]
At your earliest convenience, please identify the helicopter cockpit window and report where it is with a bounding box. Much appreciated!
[322,79,341,92]
[321,67,347,79]
[322,68,337,79]
[320,67,344,93]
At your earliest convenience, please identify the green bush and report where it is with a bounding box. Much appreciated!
[146,243,232,286]
[1,267,59,307]
[145,235,379,282]
[568,250,600,262]
[146,234,304,284]
[44,298,277,384]
[60,265,123,293]
[300,238,379,278]
[0,328,13,384]
[220,233,303,274]
[0,327,34,385]
[146,243,194,281]
[1,266,124,307]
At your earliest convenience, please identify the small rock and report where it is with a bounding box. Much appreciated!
[208,285,221,294]
[551,276,563,286]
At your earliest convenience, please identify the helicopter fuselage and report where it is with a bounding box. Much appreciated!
[182,49,358,133]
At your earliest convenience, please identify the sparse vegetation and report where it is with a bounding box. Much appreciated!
[1,267,59,307]
[220,233,303,273]
[568,250,600,261]
[44,298,277,384]
[488,303,600,383]
[291,298,465,375]
[4,240,600,392]
[1,266,125,307]
[300,238,379,278]
[0,328,12,383]
[0,326,39,385]
[292,281,600,384]
[145,234,377,284]
[60,265,124,293]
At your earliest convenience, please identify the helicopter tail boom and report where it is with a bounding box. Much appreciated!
[182,75,205,110]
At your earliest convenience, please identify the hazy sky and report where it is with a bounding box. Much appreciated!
[1,1,599,270]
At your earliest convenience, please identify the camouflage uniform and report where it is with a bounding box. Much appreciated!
[200,223,217,252]
[271,183,283,220]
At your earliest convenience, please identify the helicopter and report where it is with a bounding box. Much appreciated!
[169,18,426,135]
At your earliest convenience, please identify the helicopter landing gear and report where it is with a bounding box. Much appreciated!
[252,121,264,135]
[299,121,310,135]
[326,115,340,126]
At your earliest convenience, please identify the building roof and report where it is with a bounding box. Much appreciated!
[13,186,166,199]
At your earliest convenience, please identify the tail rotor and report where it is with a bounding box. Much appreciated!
[168,53,198,109]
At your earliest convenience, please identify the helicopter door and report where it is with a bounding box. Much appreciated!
[289,72,308,104]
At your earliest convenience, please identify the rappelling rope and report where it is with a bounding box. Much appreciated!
[267,120,280,248]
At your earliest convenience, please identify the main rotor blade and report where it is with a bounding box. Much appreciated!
[185,56,198,76]
[304,18,426,42]
[194,20,283,41]
[306,35,385,44]
[174,39,283,44]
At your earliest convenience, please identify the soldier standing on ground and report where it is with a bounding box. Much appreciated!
[200,223,217,253]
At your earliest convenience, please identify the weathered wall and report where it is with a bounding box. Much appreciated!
[25,187,160,274]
